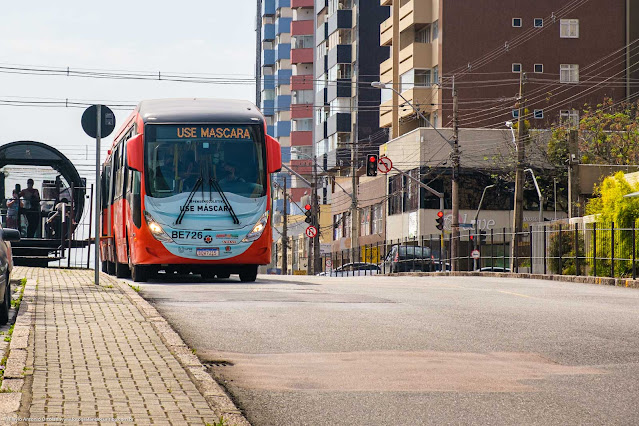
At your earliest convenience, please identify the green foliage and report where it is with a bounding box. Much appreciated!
[585,172,639,277]
[548,226,585,275]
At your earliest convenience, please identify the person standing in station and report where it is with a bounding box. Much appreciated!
[20,178,41,238]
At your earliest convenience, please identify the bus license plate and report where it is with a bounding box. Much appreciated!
[196,248,219,257]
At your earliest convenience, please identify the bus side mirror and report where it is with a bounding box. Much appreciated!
[126,134,144,171]
[266,135,282,173]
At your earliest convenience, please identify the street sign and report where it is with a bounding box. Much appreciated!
[325,258,333,268]
[305,226,317,238]
[378,157,393,174]
[81,105,116,138]
[471,249,481,259]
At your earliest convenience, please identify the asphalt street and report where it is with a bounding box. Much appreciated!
[131,274,639,425]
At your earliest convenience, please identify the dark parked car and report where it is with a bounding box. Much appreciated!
[382,245,435,273]
[319,262,381,277]
[0,227,20,325]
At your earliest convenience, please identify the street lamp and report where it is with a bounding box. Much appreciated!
[524,168,543,223]
[473,184,495,270]
[371,81,461,270]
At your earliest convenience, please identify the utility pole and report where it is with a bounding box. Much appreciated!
[312,155,321,274]
[282,176,288,275]
[451,76,461,271]
[351,139,359,260]
[511,72,527,271]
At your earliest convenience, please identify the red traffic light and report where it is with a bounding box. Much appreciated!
[304,204,311,211]
[437,211,444,218]
[369,155,377,162]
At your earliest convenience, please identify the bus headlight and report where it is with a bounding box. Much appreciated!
[144,211,174,243]
[242,211,269,242]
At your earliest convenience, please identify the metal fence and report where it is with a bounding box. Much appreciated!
[316,221,639,279]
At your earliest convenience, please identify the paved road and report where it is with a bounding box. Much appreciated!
[132,274,639,425]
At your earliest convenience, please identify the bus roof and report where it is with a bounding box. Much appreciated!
[137,98,264,125]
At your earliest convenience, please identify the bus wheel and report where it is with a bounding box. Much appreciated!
[131,265,149,283]
[115,261,130,278]
[239,266,257,282]
[201,271,215,281]
[107,261,116,275]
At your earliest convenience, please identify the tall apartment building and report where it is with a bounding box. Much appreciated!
[379,0,639,138]
[314,0,390,184]
[289,0,315,201]
[260,0,293,169]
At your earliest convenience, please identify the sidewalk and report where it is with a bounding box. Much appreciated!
[7,267,246,425]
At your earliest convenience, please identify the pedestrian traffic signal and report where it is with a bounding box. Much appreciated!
[436,211,444,230]
[366,154,378,176]
[304,204,313,224]
[479,230,487,244]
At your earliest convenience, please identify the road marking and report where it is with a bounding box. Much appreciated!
[497,290,533,298]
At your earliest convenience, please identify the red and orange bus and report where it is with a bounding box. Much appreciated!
[99,99,281,282]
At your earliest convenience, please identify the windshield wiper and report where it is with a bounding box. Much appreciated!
[175,177,202,225]
[210,178,240,225]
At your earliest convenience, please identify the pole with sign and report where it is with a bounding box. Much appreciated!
[82,105,116,285]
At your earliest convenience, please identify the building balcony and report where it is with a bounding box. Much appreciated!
[398,0,435,33]
[274,94,291,112]
[274,120,291,138]
[380,56,393,78]
[315,87,327,107]
[291,75,313,90]
[276,69,292,86]
[291,0,314,7]
[276,43,291,61]
[315,0,328,12]
[380,16,393,46]
[327,9,352,35]
[315,121,327,143]
[262,0,275,16]
[276,0,291,10]
[291,19,314,35]
[398,41,438,75]
[315,54,327,78]
[327,113,351,136]
[262,49,275,67]
[261,99,275,117]
[275,17,292,35]
[290,159,312,175]
[267,124,275,137]
[327,79,352,102]
[316,22,328,45]
[262,24,275,41]
[327,45,352,69]
[291,48,313,64]
[291,104,313,119]
[379,98,393,128]
[262,75,276,90]
[397,86,439,120]
[290,130,313,146]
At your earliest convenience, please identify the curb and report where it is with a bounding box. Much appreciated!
[0,278,35,423]
[392,271,639,289]
[110,276,250,426]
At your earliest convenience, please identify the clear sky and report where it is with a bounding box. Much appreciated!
[0,1,257,180]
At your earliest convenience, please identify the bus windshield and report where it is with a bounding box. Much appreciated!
[145,124,266,199]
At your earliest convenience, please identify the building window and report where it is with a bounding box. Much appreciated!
[512,63,522,73]
[534,109,544,119]
[415,26,431,43]
[328,29,352,47]
[512,18,522,27]
[560,64,579,83]
[534,64,544,73]
[334,213,343,240]
[292,118,313,132]
[534,18,543,28]
[400,69,431,92]
[512,109,519,118]
[560,19,579,38]
[371,204,383,235]
[292,35,313,49]
[432,66,439,86]
[360,207,370,237]
[560,110,580,127]
[431,20,439,40]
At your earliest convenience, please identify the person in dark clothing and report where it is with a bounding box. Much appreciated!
[20,179,41,238]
